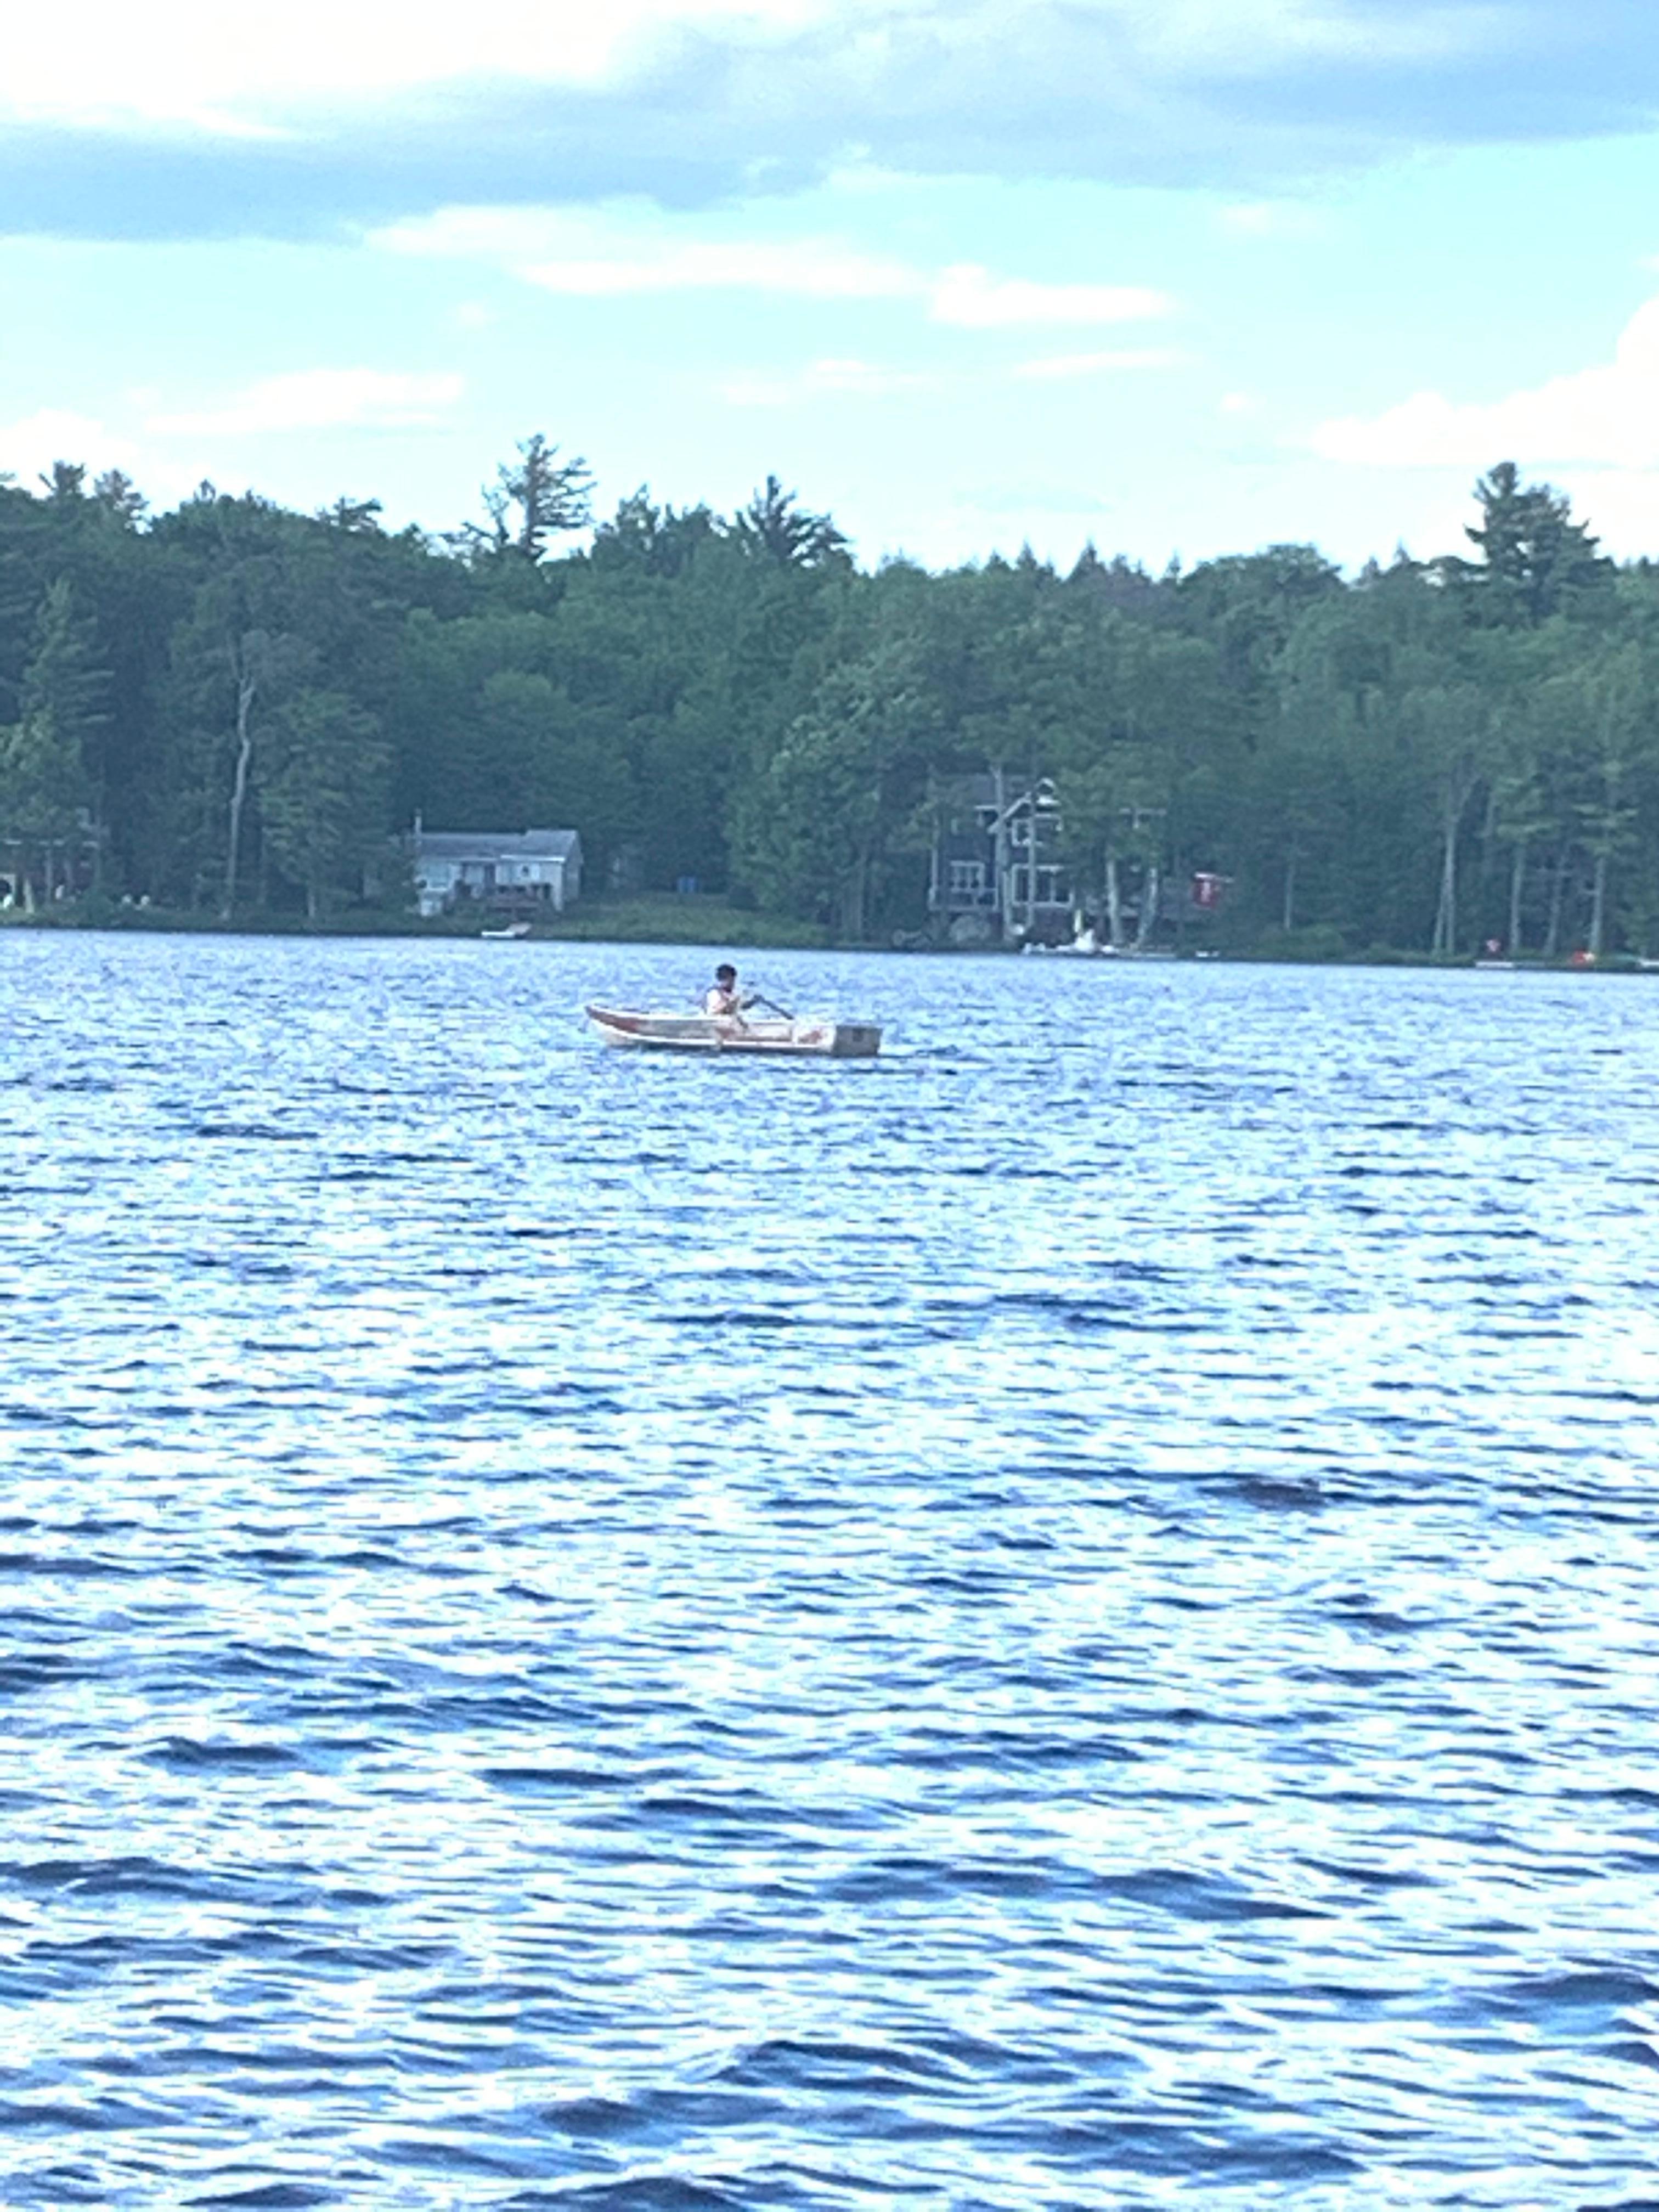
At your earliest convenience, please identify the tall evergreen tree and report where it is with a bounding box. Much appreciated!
[453,435,595,563]
[1458,461,1611,625]
[261,687,389,919]
[732,476,850,570]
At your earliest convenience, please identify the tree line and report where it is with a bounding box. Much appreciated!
[2,444,1656,957]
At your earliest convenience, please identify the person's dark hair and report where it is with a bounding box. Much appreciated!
[715,963,737,984]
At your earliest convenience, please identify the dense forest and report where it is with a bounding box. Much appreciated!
[2,442,1656,958]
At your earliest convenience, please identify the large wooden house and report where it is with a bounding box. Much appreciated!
[927,771,1073,944]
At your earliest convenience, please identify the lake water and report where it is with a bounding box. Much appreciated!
[3,932,1658,2208]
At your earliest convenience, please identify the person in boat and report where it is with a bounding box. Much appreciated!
[703,963,753,1018]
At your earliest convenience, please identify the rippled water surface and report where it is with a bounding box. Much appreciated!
[4,932,1659,2208]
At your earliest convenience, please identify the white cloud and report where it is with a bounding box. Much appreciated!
[1114,0,1506,74]
[1012,346,1183,380]
[377,206,1172,329]
[0,0,823,131]
[148,369,465,437]
[376,206,917,302]
[1308,297,1659,470]
[7,0,1634,244]
[1560,471,1659,559]
[375,207,578,262]
[0,408,209,516]
[0,409,126,486]
[0,2,1513,137]
[930,263,1172,328]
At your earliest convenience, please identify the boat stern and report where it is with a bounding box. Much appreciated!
[828,1022,882,1057]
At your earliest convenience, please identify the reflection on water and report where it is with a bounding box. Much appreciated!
[2,933,1658,2206]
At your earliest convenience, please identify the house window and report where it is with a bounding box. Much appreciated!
[1013,865,1067,906]
[948,860,987,895]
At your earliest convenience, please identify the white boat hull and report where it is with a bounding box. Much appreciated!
[585,1005,881,1058]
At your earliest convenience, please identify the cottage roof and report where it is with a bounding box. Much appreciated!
[415,828,581,861]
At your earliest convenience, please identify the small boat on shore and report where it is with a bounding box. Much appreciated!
[586,1004,881,1058]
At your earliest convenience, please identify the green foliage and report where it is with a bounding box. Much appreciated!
[19,577,110,791]
[0,699,91,836]
[1449,460,1613,625]
[732,476,850,571]
[537,894,827,946]
[452,435,595,565]
[260,688,389,919]
[5,452,1659,958]
[0,576,111,900]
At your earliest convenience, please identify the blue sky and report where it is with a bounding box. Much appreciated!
[2,0,1657,572]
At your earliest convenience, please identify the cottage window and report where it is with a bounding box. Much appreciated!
[948,860,987,895]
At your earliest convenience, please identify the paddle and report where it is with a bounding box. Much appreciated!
[749,992,795,1020]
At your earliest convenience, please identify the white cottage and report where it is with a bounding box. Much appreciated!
[413,827,583,918]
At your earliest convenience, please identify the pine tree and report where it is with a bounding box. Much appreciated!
[450,436,595,563]
[1462,461,1611,624]
[732,476,849,569]
[92,470,149,527]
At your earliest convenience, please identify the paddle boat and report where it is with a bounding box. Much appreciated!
[586,1003,881,1058]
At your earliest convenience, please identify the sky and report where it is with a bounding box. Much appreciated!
[2,0,1657,574]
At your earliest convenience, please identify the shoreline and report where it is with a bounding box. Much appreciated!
[1,907,1651,973]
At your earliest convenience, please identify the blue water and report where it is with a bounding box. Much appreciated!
[3,932,1658,2208]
